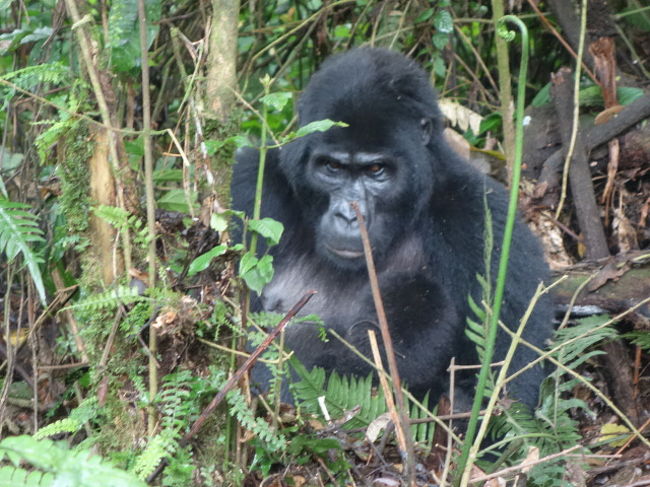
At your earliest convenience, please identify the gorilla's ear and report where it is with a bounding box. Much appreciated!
[420,118,434,145]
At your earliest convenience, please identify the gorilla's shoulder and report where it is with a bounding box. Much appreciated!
[231,147,294,224]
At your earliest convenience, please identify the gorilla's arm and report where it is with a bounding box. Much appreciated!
[429,154,551,408]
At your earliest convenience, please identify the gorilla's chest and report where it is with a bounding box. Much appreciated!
[260,258,369,327]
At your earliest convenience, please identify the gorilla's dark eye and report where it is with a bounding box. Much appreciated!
[316,157,344,172]
[365,163,385,176]
[327,160,343,171]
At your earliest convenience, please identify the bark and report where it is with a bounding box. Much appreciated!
[537,94,650,190]
[551,67,610,260]
[89,129,123,284]
[205,0,240,122]
[552,259,650,319]
[546,0,596,70]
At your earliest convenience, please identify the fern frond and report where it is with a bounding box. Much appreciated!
[409,393,436,445]
[93,205,152,249]
[551,315,616,369]
[623,331,650,351]
[0,435,146,487]
[132,430,177,480]
[93,205,130,229]
[108,0,138,48]
[1,62,69,87]
[227,388,286,450]
[292,359,388,430]
[292,360,439,446]
[0,465,53,487]
[35,397,99,440]
[66,285,147,312]
[33,418,82,440]
[34,118,79,164]
[0,198,46,303]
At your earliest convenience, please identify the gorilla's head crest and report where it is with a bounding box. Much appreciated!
[297,48,442,133]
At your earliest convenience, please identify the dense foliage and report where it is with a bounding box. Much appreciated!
[0,1,648,486]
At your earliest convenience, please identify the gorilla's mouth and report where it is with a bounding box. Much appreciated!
[325,245,364,259]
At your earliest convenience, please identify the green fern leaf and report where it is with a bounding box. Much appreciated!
[132,431,176,480]
[0,465,53,487]
[0,198,46,303]
[624,331,650,351]
[0,436,147,487]
[66,285,146,312]
[292,360,388,429]
[467,295,486,322]
[34,418,81,440]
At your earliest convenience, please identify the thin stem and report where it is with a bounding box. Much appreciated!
[249,78,271,257]
[455,14,529,486]
[490,0,515,177]
[63,0,132,271]
[555,0,588,220]
[352,202,415,484]
[137,0,158,437]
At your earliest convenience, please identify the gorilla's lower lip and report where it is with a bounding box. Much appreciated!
[326,245,364,258]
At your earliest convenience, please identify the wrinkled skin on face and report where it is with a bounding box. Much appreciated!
[280,49,441,268]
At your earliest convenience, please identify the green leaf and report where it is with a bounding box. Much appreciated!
[239,252,258,276]
[432,56,446,77]
[242,267,265,293]
[239,253,275,294]
[621,6,650,31]
[531,82,552,107]
[210,213,228,233]
[108,0,160,74]
[221,209,246,222]
[333,24,350,39]
[617,86,644,105]
[20,27,53,45]
[248,218,284,246]
[204,135,251,155]
[467,295,486,321]
[187,244,227,277]
[152,169,183,183]
[256,254,275,284]
[260,92,293,111]
[0,465,54,486]
[0,437,62,470]
[34,418,82,440]
[0,198,46,304]
[432,32,450,50]
[156,189,196,213]
[294,119,347,139]
[434,9,453,34]
[577,85,644,108]
[415,8,434,23]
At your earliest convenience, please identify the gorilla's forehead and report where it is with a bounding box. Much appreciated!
[317,130,396,154]
[317,114,416,151]
[313,149,390,164]
[320,92,418,128]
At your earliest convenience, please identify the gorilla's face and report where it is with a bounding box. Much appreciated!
[307,148,396,267]
[278,48,442,269]
[302,120,433,269]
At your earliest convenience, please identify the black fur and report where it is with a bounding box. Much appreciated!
[232,48,551,409]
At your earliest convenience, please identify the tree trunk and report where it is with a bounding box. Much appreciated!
[205,0,240,122]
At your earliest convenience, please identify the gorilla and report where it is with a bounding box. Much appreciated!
[232,48,552,410]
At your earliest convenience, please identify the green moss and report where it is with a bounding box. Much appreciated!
[57,123,93,233]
